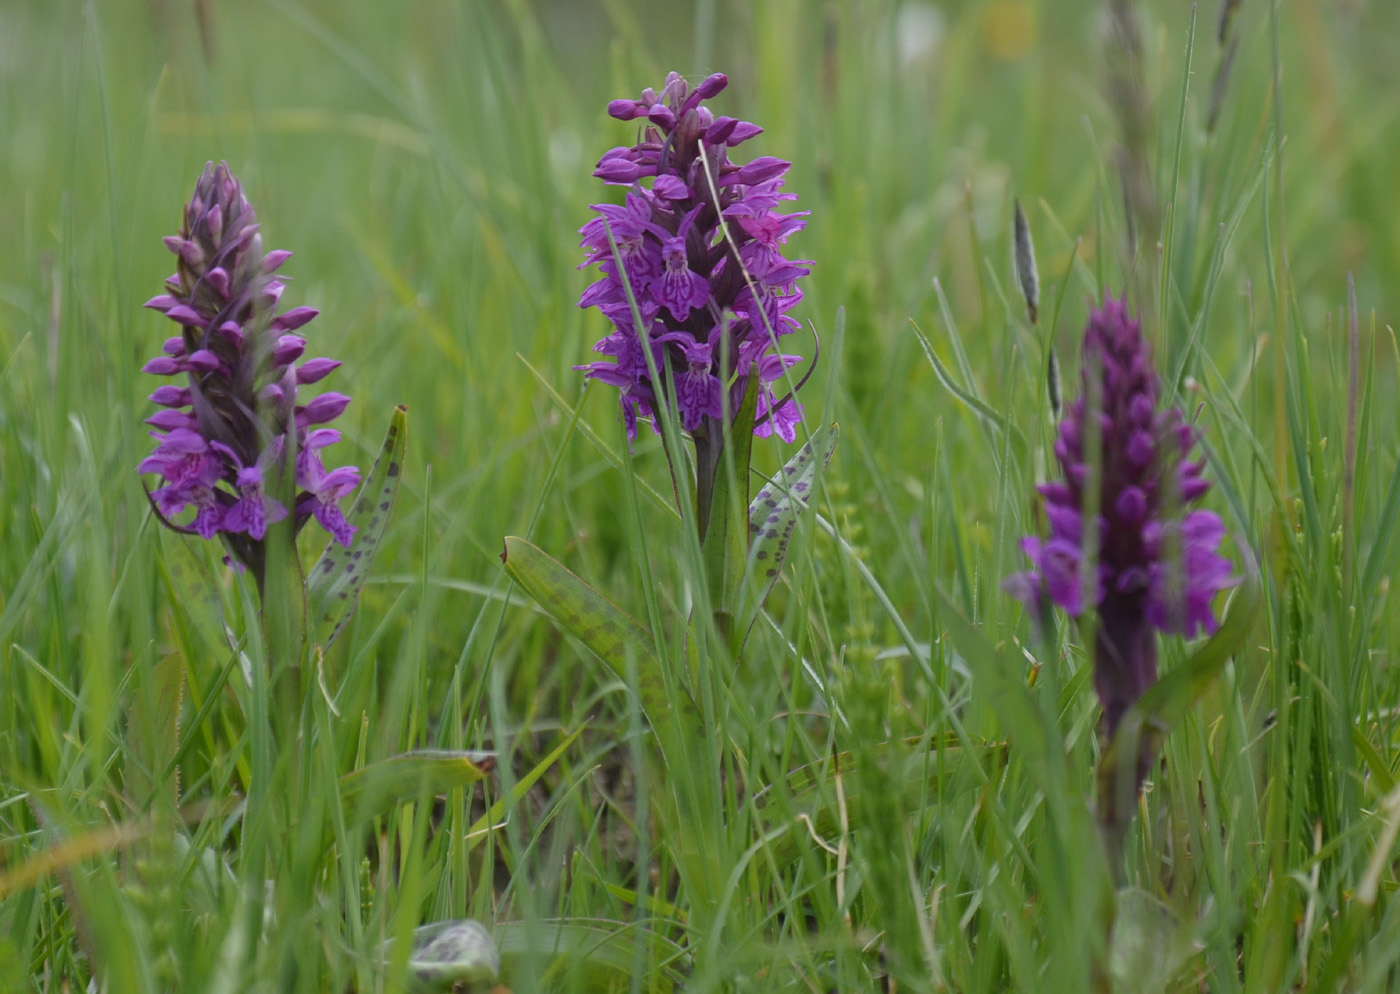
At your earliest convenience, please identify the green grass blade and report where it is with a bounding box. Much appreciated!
[912,318,1026,458]
[500,536,684,725]
[467,724,586,845]
[339,749,495,825]
[1361,450,1400,601]
[494,919,686,991]
[517,353,679,522]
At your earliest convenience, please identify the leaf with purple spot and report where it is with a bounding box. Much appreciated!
[740,423,839,636]
[307,405,407,649]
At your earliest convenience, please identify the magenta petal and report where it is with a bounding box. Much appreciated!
[274,335,306,364]
[205,267,230,297]
[595,158,643,183]
[1115,486,1147,524]
[317,465,361,494]
[155,428,208,453]
[272,306,318,332]
[186,349,221,372]
[314,499,357,547]
[146,409,197,430]
[262,249,292,273]
[300,392,351,424]
[1180,474,1211,501]
[726,121,763,145]
[1126,429,1154,467]
[653,175,689,200]
[164,304,205,327]
[1039,538,1091,615]
[149,386,192,407]
[178,241,204,269]
[737,157,789,186]
[142,357,183,375]
[192,501,222,539]
[695,72,727,99]
[304,427,342,450]
[704,117,738,145]
[1044,501,1083,543]
[608,99,647,121]
[296,358,341,384]
[1003,570,1042,606]
[647,103,677,130]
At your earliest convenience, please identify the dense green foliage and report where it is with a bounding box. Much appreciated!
[4,0,1400,990]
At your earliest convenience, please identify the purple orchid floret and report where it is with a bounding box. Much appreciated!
[138,162,360,579]
[1006,295,1237,734]
[576,72,811,444]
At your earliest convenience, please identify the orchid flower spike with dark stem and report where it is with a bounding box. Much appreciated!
[576,72,814,535]
[1006,295,1237,735]
[139,162,359,589]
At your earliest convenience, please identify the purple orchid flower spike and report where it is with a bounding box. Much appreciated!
[576,71,814,538]
[139,162,359,587]
[1006,295,1237,735]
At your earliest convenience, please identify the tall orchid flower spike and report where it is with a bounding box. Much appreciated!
[139,162,359,587]
[503,74,837,907]
[1006,295,1237,734]
[576,72,813,454]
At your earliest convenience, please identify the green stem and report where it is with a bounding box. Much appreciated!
[700,369,759,646]
[259,512,307,798]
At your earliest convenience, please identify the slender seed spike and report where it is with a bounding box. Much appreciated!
[1206,35,1240,135]
[1217,0,1243,44]
[1047,347,1062,421]
[1013,198,1039,325]
[1105,0,1156,250]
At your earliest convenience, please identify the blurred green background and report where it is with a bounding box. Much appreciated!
[3,0,1395,592]
[4,0,1399,531]
[5,0,1400,989]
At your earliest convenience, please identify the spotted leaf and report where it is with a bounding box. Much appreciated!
[741,423,838,632]
[307,405,407,649]
[381,919,499,990]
